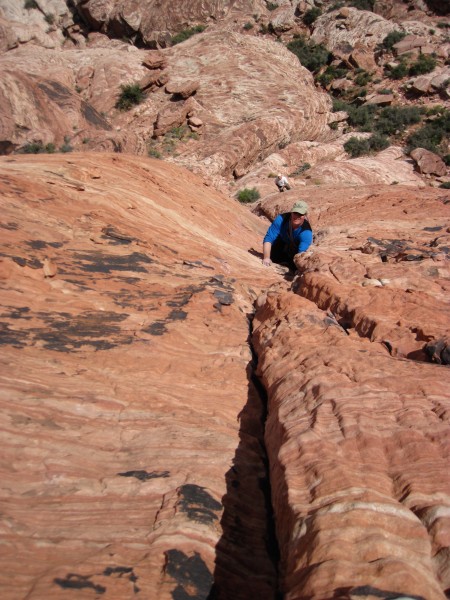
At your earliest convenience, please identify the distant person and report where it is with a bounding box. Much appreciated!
[275,173,291,192]
[262,201,312,269]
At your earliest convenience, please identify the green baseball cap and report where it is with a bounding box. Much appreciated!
[291,200,308,214]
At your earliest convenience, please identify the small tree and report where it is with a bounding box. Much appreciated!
[409,53,437,76]
[344,137,370,157]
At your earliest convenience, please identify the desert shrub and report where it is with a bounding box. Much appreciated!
[20,142,56,154]
[347,104,377,131]
[171,25,206,46]
[116,83,145,111]
[344,137,370,157]
[236,187,260,203]
[437,22,450,29]
[439,182,450,188]
[303,8,322,26]
[374,105,422,136]
[381,30,406,51]
[24,0,37,8]
[148,147,162,159]
[290,163,311,176]
[406,109,450,154]
[408,53,437,76]
[344,133,389,157]
[329,121,339,130]
[443,154,450,165]
[266,2,279,11]
[287,35,331,73]
[369,133,390,152]
[316,65,348,87]
[386,61,408,79]
[243,22,254,30]
[378,88,393,94]
[44,13,55,24]
[354,70,372,86]
[60,136,73,153]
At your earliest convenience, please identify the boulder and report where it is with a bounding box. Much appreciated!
[410,148,447,177]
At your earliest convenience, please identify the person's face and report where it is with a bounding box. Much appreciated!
[291,212,306,229]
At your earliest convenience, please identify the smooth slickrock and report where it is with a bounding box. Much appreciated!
[254,183,450,599]
[303,146,426,187]
[0,152,282,600]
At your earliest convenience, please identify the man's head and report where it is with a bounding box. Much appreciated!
[277,173,282,178]
[291,200,308,215]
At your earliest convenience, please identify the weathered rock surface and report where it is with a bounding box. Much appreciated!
[71,0,269,46]
[0,152,280,600]
[312,8,398,56]
[411,147,448,176]
[304,146,426,187]
[0,28,333,187]
[254,183,450,598]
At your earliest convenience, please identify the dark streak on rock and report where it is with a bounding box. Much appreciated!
[11,255,43,269]
[54,573,106,594]
[38,80,73,104]
[118,470,170,481]
[25,240,64,249]
[74,251,153,274]
[177,484,222,525]
[143,321,167,336]
[0,323,28,348]
[164,549,213,600]
[81,101,112,130]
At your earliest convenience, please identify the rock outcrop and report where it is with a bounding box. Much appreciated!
[254,182,450,598]
[0,152,278,600]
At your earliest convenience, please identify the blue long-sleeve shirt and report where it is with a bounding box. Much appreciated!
[264,214,313,253]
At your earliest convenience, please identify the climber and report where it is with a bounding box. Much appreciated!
[275,173,291,192]
[262,200,312,270]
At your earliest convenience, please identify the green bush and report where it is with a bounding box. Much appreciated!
[116,83,145,111]
[375,105,422,136]
[369,133,390,152]
[44,13,55,24]
[243,22,254,30]
[355,70,372,86]
[344,137,370,157]
[406,110,450,155]
[381,30,406,51]
[409,53,437,76]
[266,2,279,11]
[236,188,260,203]
[290,163,311,176]
[287,35,331,73]
[347,104,377,132]
[386,61,408,79]
[316,65,348,87]
[171,25,206,46]
[24,0,37,8]
[344,133,390,157]
[303,8,322,26]
[443,154,450,166]
[20,142,56,154]
[439,182,450,188]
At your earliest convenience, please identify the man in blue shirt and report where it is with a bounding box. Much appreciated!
[262,201,312,269]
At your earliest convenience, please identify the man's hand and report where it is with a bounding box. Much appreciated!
[262,258,272,267]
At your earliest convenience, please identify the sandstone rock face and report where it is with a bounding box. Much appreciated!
[0,152,281,600]
[304,146,426,187]
[71,0,268,46]
[0,28,333,187]
[254,183,450,598]
[312,8,398,56]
